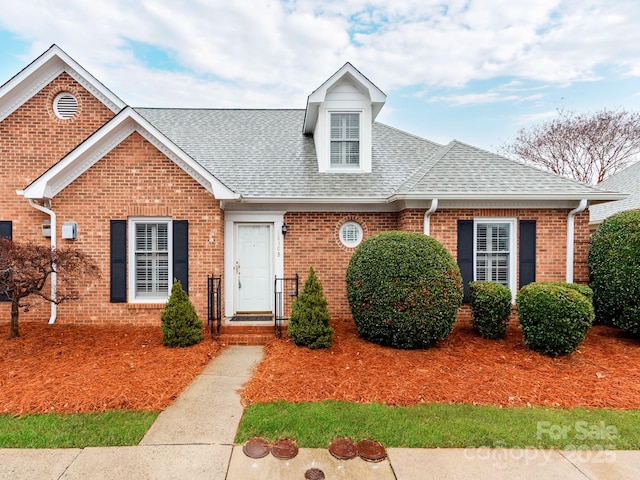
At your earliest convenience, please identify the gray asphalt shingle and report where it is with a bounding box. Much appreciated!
[135,108,617,201]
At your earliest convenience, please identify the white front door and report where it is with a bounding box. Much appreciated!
[235,224,272,313]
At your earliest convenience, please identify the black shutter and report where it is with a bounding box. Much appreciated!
[0,221,11,302]
[0,221,12,240]
[110,220,127,303]
[173,220,189,294]
[519,220,536,289]
[457,220,474,302]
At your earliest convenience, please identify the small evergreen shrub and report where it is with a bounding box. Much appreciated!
[469,281,512,339]
[161,280,203,347]
[346,231,462,349]
[589,209,640,332]
[287,267,334,349]
[516,283,594,356]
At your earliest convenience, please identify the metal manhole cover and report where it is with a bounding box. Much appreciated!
[356,439,387,462]
[271,437,299,460]
[305,468,325,480]
[328,437,356,460]
[242,437,270,459]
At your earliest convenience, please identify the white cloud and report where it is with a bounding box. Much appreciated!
[0,0,639,109]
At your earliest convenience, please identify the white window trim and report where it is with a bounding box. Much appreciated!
[328,110,363,171]
[339,221,363,248]
[473,218,517,297]
[128,217,173,303]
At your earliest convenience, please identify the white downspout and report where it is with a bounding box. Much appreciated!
[566,199,587,283]
[28,199,57,324]
[423,199,439,236]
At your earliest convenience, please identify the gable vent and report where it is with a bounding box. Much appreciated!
[53,92,78,119]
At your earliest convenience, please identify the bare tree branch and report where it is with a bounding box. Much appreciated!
[500,109,640,184]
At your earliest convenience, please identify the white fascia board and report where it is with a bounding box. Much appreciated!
[0,45,126,122]
[21,108,239,201]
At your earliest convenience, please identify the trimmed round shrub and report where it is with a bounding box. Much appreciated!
[516,283,594,356]
[589,209,640,332]
[287,266,334,349]
[469,281,512,339]
[534,281,593,302]
[161,280,203,347]
[346,231,462,349]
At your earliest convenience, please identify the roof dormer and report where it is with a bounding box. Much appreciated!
[303,63,386,173]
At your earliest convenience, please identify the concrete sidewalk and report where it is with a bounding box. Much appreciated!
[1,345,639,479]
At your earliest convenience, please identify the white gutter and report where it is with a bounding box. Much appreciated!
[28,199,57,324]
[566,199,588,283]
[423,199,438,236]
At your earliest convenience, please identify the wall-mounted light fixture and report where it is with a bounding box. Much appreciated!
[281,223,288,236]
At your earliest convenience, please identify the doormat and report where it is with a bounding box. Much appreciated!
[231,315,273,322]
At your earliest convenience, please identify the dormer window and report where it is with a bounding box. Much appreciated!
[330,113,360,168]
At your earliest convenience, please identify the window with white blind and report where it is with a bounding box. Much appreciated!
[474,219,516,293]
[330,113,360,167]
[129,219,172,301]
[339,221,363,247]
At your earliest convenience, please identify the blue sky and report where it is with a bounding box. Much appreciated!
[1,0,639,152]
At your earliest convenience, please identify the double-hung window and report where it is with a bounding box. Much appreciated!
[130,219,172,301]
[474,219,516,294]
[330,113,360,167]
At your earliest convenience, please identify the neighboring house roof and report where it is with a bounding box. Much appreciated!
[136,108,623,204]
[0,44,125,121]
[590,161,640,224]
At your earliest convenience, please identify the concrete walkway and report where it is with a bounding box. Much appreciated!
[1,345,639,479]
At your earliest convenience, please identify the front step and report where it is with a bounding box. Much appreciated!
[215,324,286,346]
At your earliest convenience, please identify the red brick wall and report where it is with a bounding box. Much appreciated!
[284,207,588,320]
[0,73,116,242]
[283,212,398,318]
[0,74,117,324]
[52,132,224,325]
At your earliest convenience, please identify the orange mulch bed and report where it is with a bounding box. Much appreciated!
[0,323,222,415]
[242,317,640,409]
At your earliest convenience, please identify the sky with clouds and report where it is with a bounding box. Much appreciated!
[0,0,639,151]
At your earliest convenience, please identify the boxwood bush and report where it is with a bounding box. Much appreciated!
[516,283,594,356]
[589,209,640,332]
[533,281,593,302]
[346,231,462,349]
[469,281,512,339]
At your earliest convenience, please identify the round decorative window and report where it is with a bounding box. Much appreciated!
[339,221,363,248]
[53,92,78,119]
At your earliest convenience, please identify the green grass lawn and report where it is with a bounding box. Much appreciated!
[0,411,158,448]
[3,402,639,450]
[237,401,640,450]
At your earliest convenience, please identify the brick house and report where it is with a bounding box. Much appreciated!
[0,45,624,329]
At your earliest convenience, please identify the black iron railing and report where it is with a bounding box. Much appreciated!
[207,275,222,337]
[274,274,299,338]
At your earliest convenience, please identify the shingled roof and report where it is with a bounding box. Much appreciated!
[136,107,621,203]
[590,161,640,224]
